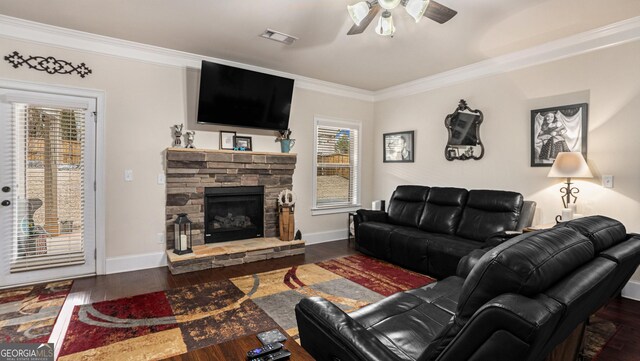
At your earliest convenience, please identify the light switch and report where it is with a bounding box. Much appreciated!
[157,173,166,185]
[124,169,134,182]
[602,175,614,188]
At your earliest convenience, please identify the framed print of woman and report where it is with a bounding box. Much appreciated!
[531,103,588,167]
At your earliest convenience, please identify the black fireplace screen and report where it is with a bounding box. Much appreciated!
[204,186,264,243]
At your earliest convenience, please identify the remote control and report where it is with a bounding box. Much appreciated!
[250,349,291,361]
[246,342,283,359]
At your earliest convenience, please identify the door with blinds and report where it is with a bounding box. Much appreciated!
[0,88,96,288]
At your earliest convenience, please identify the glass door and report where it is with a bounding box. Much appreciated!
[0,88,96,288]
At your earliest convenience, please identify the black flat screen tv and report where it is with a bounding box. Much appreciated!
[197,61,294,131]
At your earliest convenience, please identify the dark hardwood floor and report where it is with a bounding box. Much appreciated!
[50,239,640,361]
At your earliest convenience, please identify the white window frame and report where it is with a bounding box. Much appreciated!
[312,116,362,216]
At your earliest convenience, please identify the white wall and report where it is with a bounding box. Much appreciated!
[0,37,374,268]
[373,40,640,281]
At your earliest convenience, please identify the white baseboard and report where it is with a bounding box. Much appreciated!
[622,280,640,301]
[304,229,348,245]
[105,251,167,275]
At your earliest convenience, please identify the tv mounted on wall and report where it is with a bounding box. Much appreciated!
[197,60,294,131]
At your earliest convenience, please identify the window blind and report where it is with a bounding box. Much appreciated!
[314,120,360,208]
[9,103,86,272]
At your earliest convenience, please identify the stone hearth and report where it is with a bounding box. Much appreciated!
[165,148,296,249]
[166,237,305,274]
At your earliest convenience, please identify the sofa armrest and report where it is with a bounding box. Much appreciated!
[295,297,402,361]
[356,209,388,223]
[430,294,560,361]
[457,249,490,278]
[483,231,523,248]
[515,201,537,231]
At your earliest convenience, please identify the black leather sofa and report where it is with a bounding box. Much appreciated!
[296,215,640,361]
[354,185,536,278]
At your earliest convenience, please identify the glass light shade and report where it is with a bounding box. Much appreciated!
[375,11,396,36]
[347,2,371,26]
[405,0,430,22]
[378,0,402,10]
[547,152,593,178]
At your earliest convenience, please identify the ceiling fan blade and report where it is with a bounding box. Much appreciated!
[347,4,381,35]
[424,0,457,24]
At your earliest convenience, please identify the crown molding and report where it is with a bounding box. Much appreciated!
[373,16,640,101]
[0,15,375,102]
[1,15,639,103]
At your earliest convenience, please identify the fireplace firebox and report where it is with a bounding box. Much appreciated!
[204,186,264,243]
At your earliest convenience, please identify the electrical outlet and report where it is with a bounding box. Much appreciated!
[602,175,614,188]
[124,169,134,182]
[157,232,165,244]
[157,173,166,185]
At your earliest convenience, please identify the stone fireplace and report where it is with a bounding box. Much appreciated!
[165,148,296,249]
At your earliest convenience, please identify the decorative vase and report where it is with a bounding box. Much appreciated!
[280,139,295,153]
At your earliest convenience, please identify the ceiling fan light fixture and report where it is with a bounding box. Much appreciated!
[347,1,371,26]
[375,11,396,37]
[378,0,402,10]
[405,0,430,22]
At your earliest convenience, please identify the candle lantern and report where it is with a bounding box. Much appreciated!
[173,213,193,255]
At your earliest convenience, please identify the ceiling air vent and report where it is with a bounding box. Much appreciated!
[260,29,298,45]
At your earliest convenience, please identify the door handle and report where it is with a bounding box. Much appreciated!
[1,200,10,206]
[1,186,9,193]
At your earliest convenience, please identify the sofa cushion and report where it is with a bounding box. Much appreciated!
[555,215,627,253]
[357,222,395,260]
[456,190,523,242]
[388,228,431,273]
[457,227,594,320]
[387,185,430,227]
[349,277,464,361]
[418,187,468,235]
[425,234,483,279]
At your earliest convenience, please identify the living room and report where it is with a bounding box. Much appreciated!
[0,1,639,360]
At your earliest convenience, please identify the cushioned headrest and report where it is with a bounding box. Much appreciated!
[388,185,430,227]
[457,227,594,319]
[555,215,627,253]
[426,187,467,206]
[465,190,523,212]
[391,185,430,202]
[456,190,523,242]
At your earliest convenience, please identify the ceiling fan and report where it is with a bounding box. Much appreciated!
[347,0,457,37]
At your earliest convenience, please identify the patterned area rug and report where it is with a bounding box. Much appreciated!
[58,255,434,360]
[584,315,618,360]
[0,280,73,343]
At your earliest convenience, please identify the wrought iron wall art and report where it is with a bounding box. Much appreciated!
[4,51,92,78]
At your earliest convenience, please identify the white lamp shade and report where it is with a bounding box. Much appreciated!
[547,152,593,178]
[375,12,396,36]
[378,0,402,10]
[347,2,371,26]
[405,0,430,22]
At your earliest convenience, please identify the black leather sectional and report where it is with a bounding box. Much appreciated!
[295,215,640,361]
[354,185,536,278]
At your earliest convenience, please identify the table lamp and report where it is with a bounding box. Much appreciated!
[547,152,593,209]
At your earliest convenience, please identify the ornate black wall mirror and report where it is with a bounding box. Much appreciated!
[445,99,484,161]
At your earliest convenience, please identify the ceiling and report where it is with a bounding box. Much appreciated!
[0,0,639,90]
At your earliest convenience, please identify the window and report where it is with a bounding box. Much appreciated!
[312,117,361,215]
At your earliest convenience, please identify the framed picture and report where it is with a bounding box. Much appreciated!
[234,135,253,151]
[219,131,236,150]
[383,131,414,163]
[531,103,588,167]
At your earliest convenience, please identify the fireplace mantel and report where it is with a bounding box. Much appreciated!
[164,147,296,249]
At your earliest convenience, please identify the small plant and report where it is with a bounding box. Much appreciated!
[275,128,292,142]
